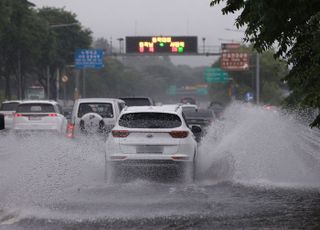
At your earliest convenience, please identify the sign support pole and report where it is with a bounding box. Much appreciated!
[82,69,86,98]
[47,66,50,99]
[74,69,80,100]
[56,68,60,101]
[256,53,260,104]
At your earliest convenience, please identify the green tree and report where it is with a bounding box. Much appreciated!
[0,0,44,99]
[210,0,320,127]
[36,7,92,99]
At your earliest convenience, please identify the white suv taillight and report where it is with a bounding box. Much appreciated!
[66,123,75,138]
[15,113,24,117]
[48,113,57,117]
[169,131,189,138]
[112,130,129,138]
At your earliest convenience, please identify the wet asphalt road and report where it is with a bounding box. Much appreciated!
[1,104,320,229]
[1,182,320,230]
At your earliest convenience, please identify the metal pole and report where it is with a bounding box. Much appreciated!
[63,83,67,107]
[82,69,86,98]
[202,38,206,54]
[74,69,80,100]
[256,53,260,104]
[17,51,22,100]
[110,37,113,55]
[47,66,50,99]
[56,68,60,101]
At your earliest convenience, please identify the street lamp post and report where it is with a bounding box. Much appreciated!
[117,38,124,54]
[46,66,50,99]
[48,22,80,101]
[256,53,260,104]
[202,37,206,54]
[224,28,261,104]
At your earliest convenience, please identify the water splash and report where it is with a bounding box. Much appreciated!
[198,102,320,188]
[1,103,320,224]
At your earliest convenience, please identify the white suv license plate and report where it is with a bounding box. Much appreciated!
[29,116,42,120]
[136,145,163,154]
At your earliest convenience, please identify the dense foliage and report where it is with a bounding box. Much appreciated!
[0,0,92,100]
[0,0,288,108]
[210,0,320,127]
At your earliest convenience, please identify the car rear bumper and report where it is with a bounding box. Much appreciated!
[107,159,193,179]
[107,153,192,162]
[13,129,60,136]
[109,159,189,167]
[4,117,13,129]
[106,156,193,172]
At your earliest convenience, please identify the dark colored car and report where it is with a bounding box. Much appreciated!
[0,113,4,130]
[180,97,196,105]
[119,97,155,106]
[208,101,225,119]
[183,108,215,142]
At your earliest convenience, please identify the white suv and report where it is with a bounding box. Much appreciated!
[0,100,21,129]
[68,98,125,138]
[105,104,201,183]
[13,100,67,134]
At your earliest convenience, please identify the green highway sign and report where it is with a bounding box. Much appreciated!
[204,67,230,83]
[166,85,177,95]
[196,88,208,95]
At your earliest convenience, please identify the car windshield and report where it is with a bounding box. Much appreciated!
[0,102,20,111]
[78,103,113,118]
[119,112,182,128]
[184,109,213,119]
[182,106,198,113]
[16,103,55,113]
[120,98,151,106]
[180,97,196,104]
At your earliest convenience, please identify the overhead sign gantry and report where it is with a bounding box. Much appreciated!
[125,36,198,54]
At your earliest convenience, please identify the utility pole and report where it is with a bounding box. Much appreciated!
[202,37,206,54]
[17,50,22,100]
[75,69,80,97]
[49,22,80,101]
[256,53,260,104]
[56,68,60,101]
[82,69,86,98]
[47,66,50,99]
[224,27,261,104]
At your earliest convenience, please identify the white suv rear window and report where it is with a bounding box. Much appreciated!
[16,104,55,113]
[119,112,182,128]
[78,103,113,118]
[0,102,19,111]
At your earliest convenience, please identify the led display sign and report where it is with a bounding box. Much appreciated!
[126,36,198,54]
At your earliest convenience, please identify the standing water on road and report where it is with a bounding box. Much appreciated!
[198,102,320,188]
[0,102,320,229]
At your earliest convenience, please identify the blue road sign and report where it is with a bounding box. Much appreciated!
[75,49,105,69]
[245,92,254,102]
[204,67,230,83]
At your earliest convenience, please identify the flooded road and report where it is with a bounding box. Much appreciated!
[1,103,320,229]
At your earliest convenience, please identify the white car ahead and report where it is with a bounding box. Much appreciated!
[0,100,21,129]
[105,104,201,183]
[68,98,126,138]
[13,100,67,134]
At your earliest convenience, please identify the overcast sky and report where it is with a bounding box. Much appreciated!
[30,0,245,66]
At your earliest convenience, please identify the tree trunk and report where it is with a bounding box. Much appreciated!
[4,74,11,100]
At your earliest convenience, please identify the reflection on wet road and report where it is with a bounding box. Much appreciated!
[1,103,320,229]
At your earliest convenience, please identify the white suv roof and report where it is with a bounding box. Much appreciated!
[2,100,22,104]
[123,104,182,114]
[76,98,124,103]
[19,100,59,105]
